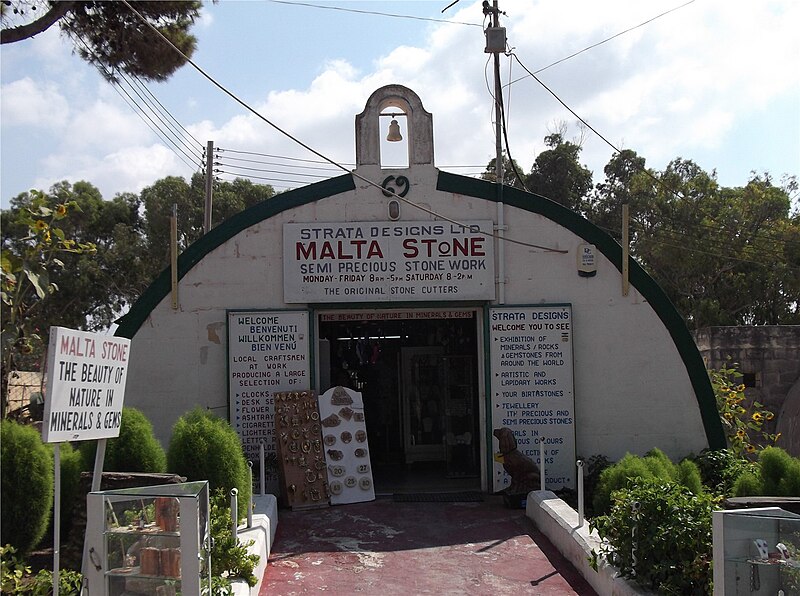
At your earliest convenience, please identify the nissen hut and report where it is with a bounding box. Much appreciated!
[116,85,724,498]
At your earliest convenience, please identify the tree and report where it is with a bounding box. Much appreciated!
[139,173,275,273]
[0,192,96,413]
[525,133,593,212]
[589,156,799,328]
[480,153,528,190]
[584,149,651,242]
[1,1,201,82]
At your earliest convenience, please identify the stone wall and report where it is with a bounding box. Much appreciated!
[693,326,800,457]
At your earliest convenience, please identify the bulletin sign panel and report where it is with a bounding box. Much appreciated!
[227,310,310,493]
[488,305,576,492]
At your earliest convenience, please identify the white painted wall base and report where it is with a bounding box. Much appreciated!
[525,490,653,596]
[231,494,278,595]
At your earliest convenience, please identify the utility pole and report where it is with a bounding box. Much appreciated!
[484,0,507,303]
[204,140,214,234]
[484,0,505,187]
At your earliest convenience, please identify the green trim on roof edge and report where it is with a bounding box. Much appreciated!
[437,171,725,450]
[114,174,356,339]
[114,169,724,450]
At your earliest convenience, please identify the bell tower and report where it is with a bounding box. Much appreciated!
[354,85,434,168]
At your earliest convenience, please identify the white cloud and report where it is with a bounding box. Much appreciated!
[2,0,798,205]
[0,78,70,128]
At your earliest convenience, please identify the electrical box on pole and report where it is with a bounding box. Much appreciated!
[484,27,506,53]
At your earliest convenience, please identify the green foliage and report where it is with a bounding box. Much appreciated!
[733,447,800,497]
[526,132,593,212]
[591,479,715,595]
[676,458,704,495]
[574,454,611,517]
[56,442,84,537]
[1,193,96,411]
[1,545,31,593]
[711,363,779,457]
[80,407,166,472]
[592,448,702,515]
[168,408,251,514]
[0,420,53,554]
[208,489,260,588]
[692,448,750,497]
[26,568,85,595]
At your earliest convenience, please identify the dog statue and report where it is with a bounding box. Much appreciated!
[493,427,541,505]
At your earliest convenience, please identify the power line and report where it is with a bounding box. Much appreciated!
[267,0,483,28]
[71,32,203,171]
[506,0,696,85]
[120,0,568,254]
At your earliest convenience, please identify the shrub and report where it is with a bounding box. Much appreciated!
[209,488,260,588]
[1,420,53,554]
[592,448,702,515]
[693,448,750,496]
[733,447,800,497]
[79,407,166,472]
[56,442,84,537]
[168,408,251,514]
[591,479,715,595]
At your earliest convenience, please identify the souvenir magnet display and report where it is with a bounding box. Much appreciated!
[318,386,375,504]
[274,390,330,510]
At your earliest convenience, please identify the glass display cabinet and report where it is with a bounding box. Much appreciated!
[84,481,211,596]
[713,507,800,595]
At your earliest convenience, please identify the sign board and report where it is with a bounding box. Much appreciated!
[42,327,130,443]
[489,305,575,491]
[227,310,310,491]
[283,221,495,302]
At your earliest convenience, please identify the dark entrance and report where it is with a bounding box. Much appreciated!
[317,312,481,493]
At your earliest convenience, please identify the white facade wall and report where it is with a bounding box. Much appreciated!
[123,162,708,465]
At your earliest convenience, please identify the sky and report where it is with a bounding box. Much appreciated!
[1,0,799,210]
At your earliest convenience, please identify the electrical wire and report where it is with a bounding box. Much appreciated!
[120,0,568,254]
[267,0,483,28]
[506,0,696,85]
[125,74,204,147]
[114,70,204,165]
[72,32,204,170]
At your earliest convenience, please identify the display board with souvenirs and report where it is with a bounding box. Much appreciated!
[318,386,375,505]
[274,390,330,510]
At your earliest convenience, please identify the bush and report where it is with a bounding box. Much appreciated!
[733,446,800,497]
[168,408,251,514]
[209,488,260,587]
[592,448,702,515]
[79,407,166,472]
[56,442,84,537]
[1,420,53,554]
[693,448,750,496]
[591,479,715,595]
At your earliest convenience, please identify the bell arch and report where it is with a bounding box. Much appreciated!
[355,84,434,167]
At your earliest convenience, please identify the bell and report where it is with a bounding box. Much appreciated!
[386,119,403,142]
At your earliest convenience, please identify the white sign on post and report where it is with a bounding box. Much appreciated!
[489,305,575,492]
[42,327,130,443]
[227,310,310,492]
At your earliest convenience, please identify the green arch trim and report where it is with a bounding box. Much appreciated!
[115,174,355,338]
[436,171,725,450]
[115,169,724,449]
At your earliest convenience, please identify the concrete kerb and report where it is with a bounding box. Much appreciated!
[231,494,278,596]
[526,490,654,596]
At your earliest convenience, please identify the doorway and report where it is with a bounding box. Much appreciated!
[317,310,481,493]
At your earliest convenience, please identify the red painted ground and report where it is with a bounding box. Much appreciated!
[261,495,597,595]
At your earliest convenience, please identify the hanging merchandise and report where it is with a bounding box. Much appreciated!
[318,386,375,505]
[274,390,330,510]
